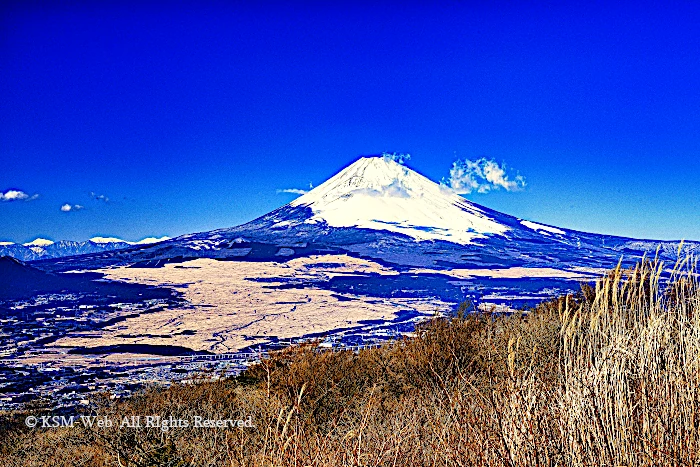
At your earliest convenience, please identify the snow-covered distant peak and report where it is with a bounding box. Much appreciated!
[23,238,54,247]
[90,236,170,245]
[135,236,171,244]
[1,234,169,261]
[90,236,128,244]
[289,156,509,244]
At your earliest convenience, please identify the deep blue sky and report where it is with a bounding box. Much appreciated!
[2,1,699,243]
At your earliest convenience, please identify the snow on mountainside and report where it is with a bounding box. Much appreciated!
[134,236,172,245]
[288,157,509,244]
[519,220,566,236]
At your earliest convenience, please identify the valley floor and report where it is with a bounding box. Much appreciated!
[2,254,596,409]
[2,259,699,466]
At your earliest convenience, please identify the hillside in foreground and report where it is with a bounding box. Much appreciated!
[2,257,699,467]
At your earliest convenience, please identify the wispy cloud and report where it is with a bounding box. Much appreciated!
[0,189,39,202]
[277,188,308,195]
[60,203,84,212]
[90,192,109,202]
[381,152,411,165]
[277,182,313,196]
[446,158,526,194]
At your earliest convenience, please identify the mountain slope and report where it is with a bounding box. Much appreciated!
[31,156,699,273]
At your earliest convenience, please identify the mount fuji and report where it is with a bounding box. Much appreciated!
[4,155,700,376]
[34,155,698,276]
[286,156,510,245]
[5,158,695,410]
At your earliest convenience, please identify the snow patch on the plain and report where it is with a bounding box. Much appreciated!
[290,157,509,245]
[520,220,565,235]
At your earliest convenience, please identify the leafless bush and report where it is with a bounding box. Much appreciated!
[2,257,699,466]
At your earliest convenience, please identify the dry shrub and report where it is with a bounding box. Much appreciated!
[2,257,699,466]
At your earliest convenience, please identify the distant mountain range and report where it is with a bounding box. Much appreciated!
[0,236,170,262]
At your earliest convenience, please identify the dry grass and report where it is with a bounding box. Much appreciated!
[2,257,699,466]
[50,256,448,354]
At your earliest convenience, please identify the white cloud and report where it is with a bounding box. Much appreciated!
[60,203,84,212]
[277,188,308,195]
[445,158,526,194]
[0,189,39,202]
[381,152,411,165]
[90,192,109,202]
[277,182,314,196]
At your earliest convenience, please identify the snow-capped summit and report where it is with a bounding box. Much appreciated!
[289,156,509,244]
[89,236,170,245]
[89,236,129,244]
[23,238,55,247]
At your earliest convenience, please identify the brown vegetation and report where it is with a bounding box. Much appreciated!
[1,258,699,466]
